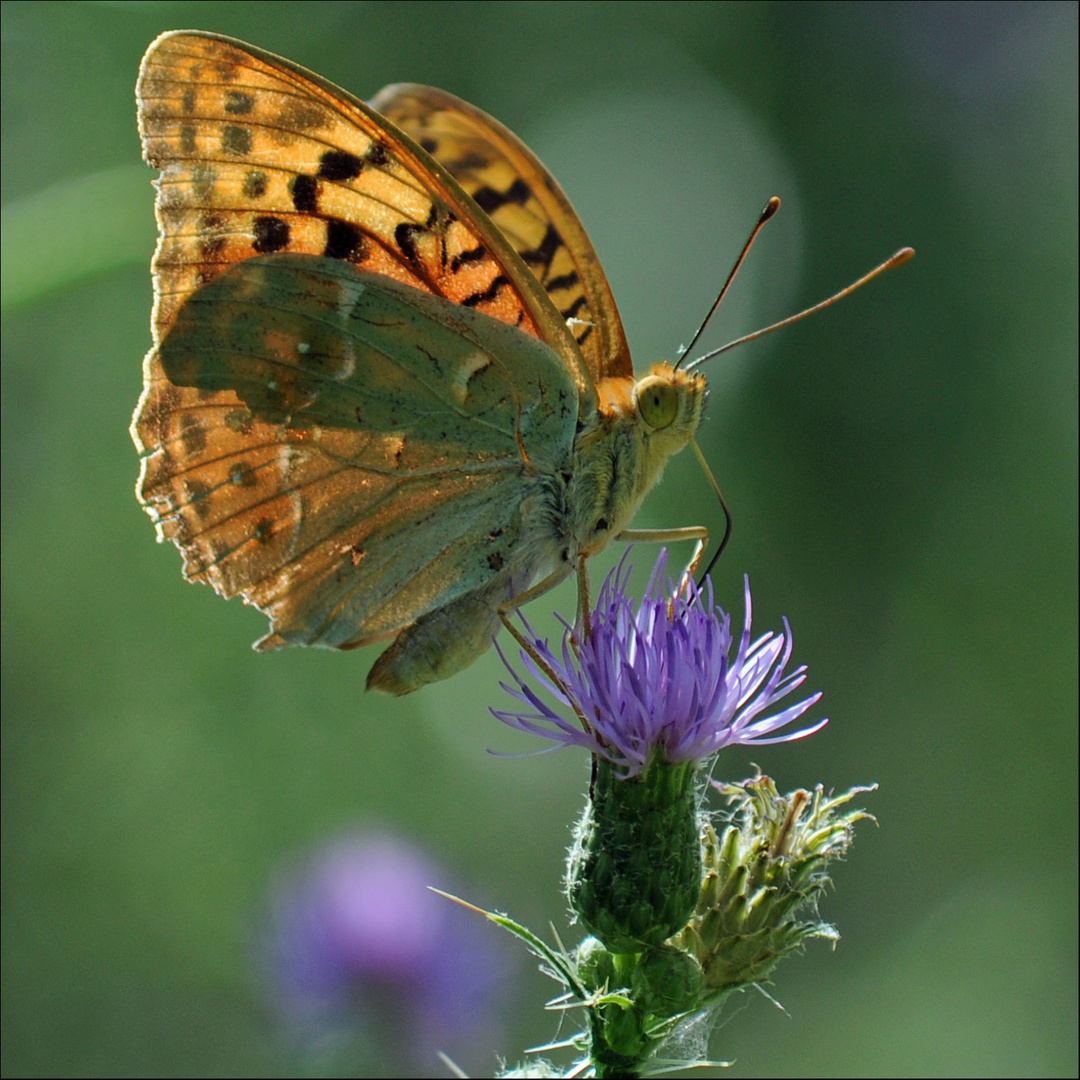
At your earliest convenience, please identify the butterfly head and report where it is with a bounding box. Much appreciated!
[633,362,706,455]
[580,363,707,532]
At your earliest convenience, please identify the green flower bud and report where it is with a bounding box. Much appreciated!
[599,1001,648,1058]
[567,758,702,953]
[575,936,616,992]
[673,775,874,994]
[631,944,705,1016]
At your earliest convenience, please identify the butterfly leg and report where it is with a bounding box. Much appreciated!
[576,556,592,642]
[496,558,592,643]
[497,563,593,733]
[496,550,601,666]
[616,526,709,591]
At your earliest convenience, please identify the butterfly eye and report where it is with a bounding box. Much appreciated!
[634,375,679,431]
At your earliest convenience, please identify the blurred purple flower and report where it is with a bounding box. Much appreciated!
[494,552,826,777]
[264,831,507,1076]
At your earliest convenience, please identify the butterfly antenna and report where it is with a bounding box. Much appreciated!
[686,246,915,370]
[674,197,781,370]
[689,438,732,587]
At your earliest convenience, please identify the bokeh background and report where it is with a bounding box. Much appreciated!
[3,2,1076,1076]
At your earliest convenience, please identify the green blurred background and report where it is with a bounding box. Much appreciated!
[3,2,1076,1076]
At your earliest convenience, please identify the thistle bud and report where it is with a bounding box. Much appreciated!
[567,758,701,953]
[673,775,876,994]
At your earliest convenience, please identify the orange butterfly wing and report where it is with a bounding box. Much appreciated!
[132,31,610,676]
[370,83,632,384]
[136,32,580,367]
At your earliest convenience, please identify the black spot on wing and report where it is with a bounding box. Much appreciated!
[449,151,487,171]
[221,125,252,156]
[450,246,486,273]
[224,91,254,115]
[325,220,368,261]
[365,141,390,166]
[225,409,254,436]
[395,222,426,266]
[546,271,580,293]
[252,216,290,253]
[520,223,562,276]
[185,478,212,520]
[203,232,227,261]
[276,102,326,132]
[242,170,268,198]
[230,462,258,488]
[561,295,588,321]
[472,178,531,214]
[198,211,227,259]
[290,174,319,213]
[318,149,364,181]
[179,414,206,455]
[461,275,510,308]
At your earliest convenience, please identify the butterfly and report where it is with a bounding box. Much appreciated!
[133,30,713,695]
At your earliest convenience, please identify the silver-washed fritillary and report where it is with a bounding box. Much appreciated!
[132,30,714,694]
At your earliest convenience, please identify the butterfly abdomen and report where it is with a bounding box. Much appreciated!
[364,579,512,695]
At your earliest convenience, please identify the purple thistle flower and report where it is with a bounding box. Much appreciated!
[263,831,508,1077]
[494,552,827,777]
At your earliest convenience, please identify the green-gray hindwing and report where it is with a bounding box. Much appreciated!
[143,253,579,666]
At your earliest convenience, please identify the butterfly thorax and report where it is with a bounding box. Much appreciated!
[543,364,706,564]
